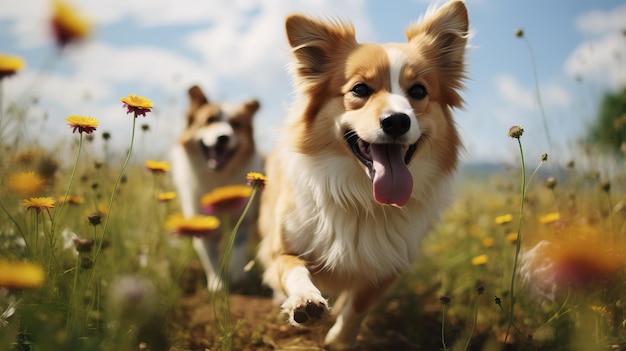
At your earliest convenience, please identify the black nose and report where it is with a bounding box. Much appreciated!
[381,113,411,137]
[217,135,230,145]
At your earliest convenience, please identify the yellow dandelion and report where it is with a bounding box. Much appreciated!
[145,160,170,173]
[0,54,26,79]
[7,171,45,196]
[0,260,45,289]
[121,94,153,117]
[201,185,252,215]
[506,232,519,243]
[157,191,176,202]
[23,197,55,213]
[539,212,560,224]
[97,203,109,216]
[58,195,83,205]
[165,214,220,238]
[494,213,513,225]
[50,0,91,47]
[66,115,99,134]
[471,254,489,266]
[482,237,495,248]
[246,171,267,189]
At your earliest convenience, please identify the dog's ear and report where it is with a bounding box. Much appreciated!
[285,14,357,86]
[187,85,209,126]
[243,99,260,116]
[405,1,468,107]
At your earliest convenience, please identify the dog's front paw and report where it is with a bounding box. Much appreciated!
[281,293,329,327]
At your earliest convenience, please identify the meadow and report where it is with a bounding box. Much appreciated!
[1,1,625,350]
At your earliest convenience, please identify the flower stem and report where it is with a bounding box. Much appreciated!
[522,36,552,152]
[505,138,526,342]
[93,116,137,267]
[52,133,83,234]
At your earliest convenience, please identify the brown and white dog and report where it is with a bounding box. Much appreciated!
[257,1,469,349]
[171,85,263,291]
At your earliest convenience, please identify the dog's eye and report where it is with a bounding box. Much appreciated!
[230,120,241,129]
[408,84,427,100]
[207,116,220,124]
[350,83,374,98]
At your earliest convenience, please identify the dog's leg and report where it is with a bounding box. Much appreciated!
[193,236,223,291]
[265,255,329,327]
[324,277,397,350]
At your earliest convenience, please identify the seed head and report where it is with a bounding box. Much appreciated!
[515,28,524,38]
[508,125,524,139]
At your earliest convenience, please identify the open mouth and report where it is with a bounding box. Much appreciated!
[344,130,419,207]
[199,139,238,171]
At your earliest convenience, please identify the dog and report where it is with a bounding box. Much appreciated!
[257,1,469,349]
[171,85,263,291]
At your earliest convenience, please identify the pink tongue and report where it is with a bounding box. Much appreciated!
[370,144,413,207]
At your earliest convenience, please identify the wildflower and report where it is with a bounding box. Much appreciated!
[482,237,495,248]
[515,28,524,38]
[439,296,451,305]
[23,197,55,214]
[246,171,267,189]
[7,171,45,196]
[121,94,153,117]
[0,260,45,289]
[541,153,548,162]
[539,212,560,225]
[72,237,94,253]
[50,0,91,47]
[141,124,150,132]
[494,213,513,225]
[58,195,83,205]
[508,125,524,139]
[96,203,108,216]
[165,214,220,238]
[544,177,557,190]
[494,296,502,306]
[145,160,170,174]
[102,131,111,141]
[66,115,99,134]
[201,185,252,215]
[0,54,25,80]
[87,212,102,225]
[157,192,176,202]
[471,254,489,266]
[506,232,519,243]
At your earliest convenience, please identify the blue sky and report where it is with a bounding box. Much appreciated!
[1,0,625,165]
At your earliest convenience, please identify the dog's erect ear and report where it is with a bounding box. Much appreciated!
[186,85,209,126]
[285,14,357,85]
[405,1,468,107]
[243,99,260,116]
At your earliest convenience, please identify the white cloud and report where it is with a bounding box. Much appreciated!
[574,3,626,36]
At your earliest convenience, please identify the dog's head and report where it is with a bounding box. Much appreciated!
[285,1,468,207]
[180,85,260,171]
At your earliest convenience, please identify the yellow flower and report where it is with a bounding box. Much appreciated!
[471,254,489,266]
[50,0,91,47]
[121,94,153,117]
[23,197,56,213]
[7,172,45,196]
[201,185,252,215]
[66,115,99,134]
[0,260,45,289]
[157,191,176,202]
[506,232,519,243]
[165,214,220,237]
[539,212,560,224]
[145,160,170,173]
[0,54,25,79]
[494,213,513,225]
[246,171,267,189]
[58,195,83,205]
[482,237,495,248]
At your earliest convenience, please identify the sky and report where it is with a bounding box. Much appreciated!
[1,0,625,166]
